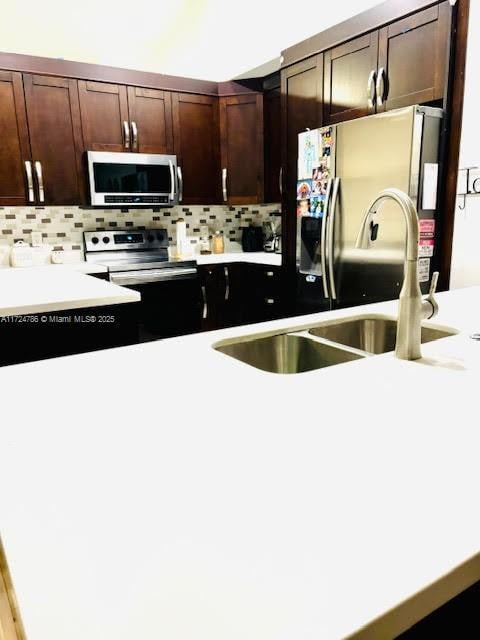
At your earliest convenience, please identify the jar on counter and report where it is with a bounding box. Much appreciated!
[212,230,225,254]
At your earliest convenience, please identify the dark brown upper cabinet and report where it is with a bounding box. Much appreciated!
[377,3,451,112]
[172,93,221,204]
[78,80,129,152]
[323,2,451,124]
[79,81,174,155]
[323,32,379,125]
[263,86,281,203]
[0,71,32,206]
[23,74,85,205]
[219,94,264,205]
[127,86,173,153]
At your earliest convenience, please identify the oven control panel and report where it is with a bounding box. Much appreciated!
[84,229,169,252]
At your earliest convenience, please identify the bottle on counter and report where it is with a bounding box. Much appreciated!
[212,230,225,254]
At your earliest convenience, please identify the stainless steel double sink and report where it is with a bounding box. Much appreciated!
[213,315,457,374]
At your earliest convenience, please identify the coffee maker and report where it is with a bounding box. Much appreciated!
[263,220,281,253]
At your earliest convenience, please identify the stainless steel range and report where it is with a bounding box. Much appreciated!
[84,229,201,340]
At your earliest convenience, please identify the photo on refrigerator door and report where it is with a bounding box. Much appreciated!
[297,199,310,217]
[297,180,312,200]
[309,196,326,217]
[298,130,320,180]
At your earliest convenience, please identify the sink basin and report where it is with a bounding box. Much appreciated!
[309,316,457,355]
[214,333,364,374]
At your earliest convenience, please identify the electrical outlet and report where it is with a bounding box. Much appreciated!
[31,231,43,247]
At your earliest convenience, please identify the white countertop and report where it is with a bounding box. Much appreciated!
[1,287,480,639]
[0,266,139,317]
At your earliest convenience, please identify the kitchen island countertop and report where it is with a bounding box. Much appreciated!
[1,287,480,639]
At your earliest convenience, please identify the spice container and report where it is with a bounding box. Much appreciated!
[212,231,225,254]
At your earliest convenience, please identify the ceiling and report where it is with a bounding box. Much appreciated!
[1,0,381,81]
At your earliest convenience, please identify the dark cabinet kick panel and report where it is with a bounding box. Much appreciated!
[0,71,31,206]
[23,74,85,205]
[78,80,129,152]
[172,93,221,204]
[127,86,173,154]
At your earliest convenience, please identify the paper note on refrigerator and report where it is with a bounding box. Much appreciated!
[422,163,439,210]
[298,130,320,180]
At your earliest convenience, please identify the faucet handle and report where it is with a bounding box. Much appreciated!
[422,271,439,320]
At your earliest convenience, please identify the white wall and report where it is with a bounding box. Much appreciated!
[449,1,480,289]
[0,0,379,81]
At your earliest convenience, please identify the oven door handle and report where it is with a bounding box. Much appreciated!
[110,267,197,286]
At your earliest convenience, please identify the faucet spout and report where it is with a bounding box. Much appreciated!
[356,188,438,361]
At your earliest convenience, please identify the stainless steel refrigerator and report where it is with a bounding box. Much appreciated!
[296,105,443,312]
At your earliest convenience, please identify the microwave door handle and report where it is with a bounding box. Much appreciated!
[320,179,332,298]
[327,177,340,301]
[169,160,175,202]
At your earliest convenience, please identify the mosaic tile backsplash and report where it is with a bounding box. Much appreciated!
[0,203,281,255]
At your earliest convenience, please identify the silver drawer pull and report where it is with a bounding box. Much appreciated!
[224,266,230,301]
[265,298,275,305]
[266,271,274,277]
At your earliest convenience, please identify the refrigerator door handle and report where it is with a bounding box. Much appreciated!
[327,178,340,301]
[320,179,333,298]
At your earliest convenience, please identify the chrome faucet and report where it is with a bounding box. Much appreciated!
[356,188,439,360]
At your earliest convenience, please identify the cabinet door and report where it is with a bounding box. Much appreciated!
[264,87,281,203]
[219,94,264,205]
[127,86,173,154]
[281,55,323,273]
[377,3,451,112]
[0,71,32,206]
[78,80,129,151]
[323,32,379,125]
[199,265,227,331]
[23,74,85,205]
[172,93,221,204]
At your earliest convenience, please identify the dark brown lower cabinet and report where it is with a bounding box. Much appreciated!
[199,263,285,332]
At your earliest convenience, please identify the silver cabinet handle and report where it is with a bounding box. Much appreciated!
[222,168,227,202]
[265,298,275,305]
[367,69,376,109]
[130,121,138,151]
[169,160,175,202]
[177,165,183,203]
[34,161,44,203]
[24,161,34,203]
[201,285,208,319]
[224,266,230,301]
[279,167,283,196]
[376,67,386,107]
[320,179,333,298]
[266,271,274,277]
[123,121,130,150]
[327,177,340,301]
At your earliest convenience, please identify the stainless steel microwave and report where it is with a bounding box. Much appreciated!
[87,151,179,206]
